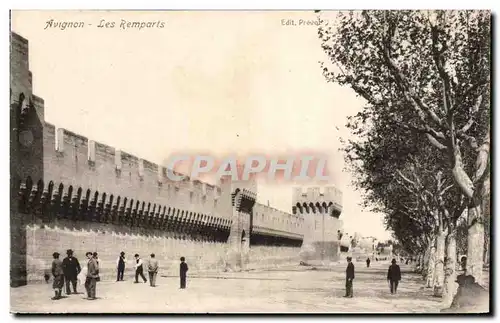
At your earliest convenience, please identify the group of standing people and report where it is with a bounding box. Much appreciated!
[116,252,188,288]
[128,253,159,287]
[51,249,100,300]
[51,250,190,300]
[344,257,402,298]
[116,251,158,285]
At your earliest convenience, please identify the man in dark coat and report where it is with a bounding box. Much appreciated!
[62,249,81,295]
[343,256,355,297]
[116,251,126,282]
[180,257,189,289]
[387,258,402,294]
[51,252,64,300]
[93,252,100,282]
[84,252,99,300]
[366,257,371,268]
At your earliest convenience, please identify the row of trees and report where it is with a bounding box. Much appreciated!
[318,10,490,306]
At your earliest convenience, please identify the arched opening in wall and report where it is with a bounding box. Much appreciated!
[309,202,316,214]
[232,188,241,206]
[316,202,322,214]
[115,195,121,212]
[36,179,44,192]
[102,193,107,215]
[25,176,33,192]
[47,181,54,202]
[58,183,64,197]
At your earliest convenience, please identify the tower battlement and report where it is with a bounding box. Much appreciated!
[292,186,342,218]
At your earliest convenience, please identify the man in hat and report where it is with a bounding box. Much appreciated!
[92,252,100,282]
[51,252,64,300]
[134,254,147,284]
[387,258,402,294]
[116,251,126,282]
[84,252,99,300]
[62,249,81,295]
[148,253,159,287]
[444,274,489,313]
[343,256,355,298]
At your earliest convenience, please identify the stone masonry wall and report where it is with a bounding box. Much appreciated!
[22,217,301,283]
[10,31,318,285]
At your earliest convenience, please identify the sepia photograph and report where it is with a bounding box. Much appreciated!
[8,8,491,314]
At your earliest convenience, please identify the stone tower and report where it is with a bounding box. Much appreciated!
[219,167,257,271]
[293,186,343,264]
[10,32,46,287]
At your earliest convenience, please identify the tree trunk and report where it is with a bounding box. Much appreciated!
[482,178,490,267]
[418,254,424,273]
[422,246,429,278]
[451,126,489,287]
[443,227,457,307]
[466,200,484,284]
[483,239,489,265]
[426,242,436,288]
[433,229,446,297]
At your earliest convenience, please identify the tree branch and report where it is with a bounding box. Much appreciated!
[396,170,418,188]
[459,95,483,134]
[381,30,445,131]
[430,24,454,114]
[440,184,454,196]
[473,124,490,184]
[461,81,488,102]
[426,133,447,150]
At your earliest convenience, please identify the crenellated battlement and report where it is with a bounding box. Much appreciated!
[293,186,342,204]
[253,202,304,240]
[292,186,342,218]
[44,122,223,202]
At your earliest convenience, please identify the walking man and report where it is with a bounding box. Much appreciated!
[134,254,147,283]
[366,257,371,268]
[148,253,159,287]
[116,251,126,282]
[387,258,402,294]
[343,256,355,298]
[84,252,99,300]
[62,249,81,295]
[51,252,64,300]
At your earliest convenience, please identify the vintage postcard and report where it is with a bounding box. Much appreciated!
[9,10,491,314]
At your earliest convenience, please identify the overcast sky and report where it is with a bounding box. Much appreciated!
[12,10,391,240]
